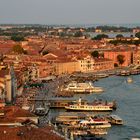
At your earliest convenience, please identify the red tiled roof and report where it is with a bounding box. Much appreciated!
[0,125,65,140]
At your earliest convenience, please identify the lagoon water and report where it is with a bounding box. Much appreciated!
[89,75,140,140]
[49,75,140,140]
[89,32,135,38]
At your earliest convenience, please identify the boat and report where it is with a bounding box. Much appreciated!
[65,98,115,112]
[131,138,140,140]
[72,130,88,136]
[34,105,49,116]
[79,116,111,129]
[55,112,86,125]
[127,77,133,83]
[106,115,123,125]
[72,128,108,136]
[89,128,108,135]
[94,73,109,78]
[62,81,104,93]
[117,70,130,76]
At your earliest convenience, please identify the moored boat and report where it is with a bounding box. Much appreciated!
[65,98,116,112]
[79,116,111,129]
[106,115,123,125]
[62,81,104,93]
[34,105,49,116]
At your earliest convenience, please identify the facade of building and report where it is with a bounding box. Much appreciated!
[0,67,17,103]
[55,61,78,75]
[94,58,114,71]
[104,49,132,67]
[133,47,140,65]
[78,55,95,72]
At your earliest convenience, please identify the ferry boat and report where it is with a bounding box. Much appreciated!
[106,115,123,125]
[65,98,115,111]
[62,81,104,93]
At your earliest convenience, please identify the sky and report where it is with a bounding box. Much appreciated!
[0,0,140,25]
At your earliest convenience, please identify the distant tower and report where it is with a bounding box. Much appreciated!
[5,66,17,103]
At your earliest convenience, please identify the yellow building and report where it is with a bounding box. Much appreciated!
[78,55,95,72]
[55,61,79,75]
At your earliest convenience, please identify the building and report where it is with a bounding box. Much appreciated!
[133,47,140,65]
[0,66,17,103]
[94,58,114,71]
[55,60,78,75]
[78,55,95,72]
[104,48,132,67]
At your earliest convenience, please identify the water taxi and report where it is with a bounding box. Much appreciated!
[62,81,104,93]
[65,98,116,112]
[106,115,123,125]
[127,77,133,83]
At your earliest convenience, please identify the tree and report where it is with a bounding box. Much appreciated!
[74,31,83,37]
[93,34,108,40]
[91,51,99,58]
[116,34,124,38]
[11,35,25,42]
[42,50,49,55]
[114,63,118,67]
[135,32,140,39]
[117,55,125,65]
[12,45,26,54]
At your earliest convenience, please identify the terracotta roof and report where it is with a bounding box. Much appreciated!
[0,125,65,140]
[5,106,37,118]
[0,69,9,78]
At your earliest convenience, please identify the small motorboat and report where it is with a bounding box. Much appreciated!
[127,77,133,83]
[106,115,123,125]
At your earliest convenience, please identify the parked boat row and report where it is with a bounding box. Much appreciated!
[54,112,123,137]
[55,113,123,126]
[117,69,140,76]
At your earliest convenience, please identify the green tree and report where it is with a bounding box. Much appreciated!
[116,34,124,38]
[114,63,118,67]
[93,34,108,40]
[117,55,125,65]
[42,50,49,55]
[11,35,25,41]
[91,51,99,58]
[135,32,140,39]
[74,31,83,37]
[12,45,26,54]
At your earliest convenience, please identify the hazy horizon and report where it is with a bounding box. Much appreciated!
[0,0,140,25]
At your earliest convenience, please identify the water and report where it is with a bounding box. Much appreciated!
[48,75,140,140]
[89,32,135,38]
[89,75,140,140]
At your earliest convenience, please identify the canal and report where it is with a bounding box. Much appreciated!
[48,75,140,140]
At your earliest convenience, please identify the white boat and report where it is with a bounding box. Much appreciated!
[127,77,133,83]
[107,115,123,125]
[89,129,108,135]
[35,105,49,116]
[65,98,113,111]
[63,81,104,93]
[80,116,111,129]
[131,138,140,140]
